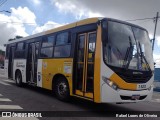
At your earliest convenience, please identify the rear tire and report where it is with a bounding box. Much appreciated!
[55,77,70,101]
[15,71,23,87]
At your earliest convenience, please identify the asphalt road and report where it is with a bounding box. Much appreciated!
[0,71,160,120]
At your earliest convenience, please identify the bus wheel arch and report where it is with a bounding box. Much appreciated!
[15,69,23,87]
[52,74,70,101]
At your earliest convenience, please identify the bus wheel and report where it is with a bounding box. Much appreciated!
[15,71,22,87]
[55,77,70,101]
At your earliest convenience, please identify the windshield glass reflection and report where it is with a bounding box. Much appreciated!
[104,21,153,71]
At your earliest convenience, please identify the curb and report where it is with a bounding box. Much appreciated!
[0,74,6,79]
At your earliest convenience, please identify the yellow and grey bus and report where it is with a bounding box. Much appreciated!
[4,17,154,103]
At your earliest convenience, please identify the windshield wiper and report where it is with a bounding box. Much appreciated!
[138,42,151,72]
[122,37,133,69]
[138,42,143,66]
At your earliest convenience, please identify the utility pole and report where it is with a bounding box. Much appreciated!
[152,12,159,51]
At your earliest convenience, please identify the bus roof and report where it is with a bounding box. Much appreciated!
[6,17,147,45]
[6,17,102,44]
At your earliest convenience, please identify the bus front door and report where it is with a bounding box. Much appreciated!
[28,42,39,84]
[75,32,96,99]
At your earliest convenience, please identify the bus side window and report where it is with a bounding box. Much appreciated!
[40,35,55,58]
[56,32,69,45]
[54,32,71,58]
[42,35,55,47]
[15,42,25,58]
[54,45,71,57]
[17,42,25,50]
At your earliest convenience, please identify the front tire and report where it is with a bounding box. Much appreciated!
[55,77,70,101]
[15,71,23,87]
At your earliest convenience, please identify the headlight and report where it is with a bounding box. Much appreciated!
[102,76,118,90]
[148,85,153,91]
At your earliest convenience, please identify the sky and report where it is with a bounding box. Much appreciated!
[0,0,160,67]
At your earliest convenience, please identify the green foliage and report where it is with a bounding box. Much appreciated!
[0,49,5,65]
[8,36,23,41]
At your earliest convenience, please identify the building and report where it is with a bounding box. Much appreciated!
[154,68,160,81]
[154,68,160,90]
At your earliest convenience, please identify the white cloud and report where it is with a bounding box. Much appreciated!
[32,21,64,34]
[11,7,36,24]
[0,6,37,51]
[156,36,160,46]
[32,0,41,5]
[153,53,160,60]
[28,0,41,6]
[52,0,103,19]
[0,45,5,51]
[153,53,160,68]
[51,0,160,36]
[88,12,104,18]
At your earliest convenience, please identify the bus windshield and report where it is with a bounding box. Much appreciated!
[104,21,154,71]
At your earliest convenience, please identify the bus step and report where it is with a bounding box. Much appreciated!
[27,81,37,86]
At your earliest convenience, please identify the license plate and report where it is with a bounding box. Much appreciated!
[131,95,140,100]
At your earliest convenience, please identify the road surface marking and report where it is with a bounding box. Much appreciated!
[0,81,11,86]
[2,79,15,83]
[0,105,23,109]
[151,99,160,103]
[154,99,160,102]
[0,98,11,102]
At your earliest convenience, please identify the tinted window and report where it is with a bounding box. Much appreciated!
[42,36,55,47]
[40,47,53,58]
[88,33,96,52]
[17,42,24,50]
[35,42,39,59]
[88,33,96,62]
[54,45,71,57]
[56,32,69,45]
[5,45,9,58]
[77,35,85,62]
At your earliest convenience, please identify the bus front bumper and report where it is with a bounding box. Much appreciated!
[101,83,153,103]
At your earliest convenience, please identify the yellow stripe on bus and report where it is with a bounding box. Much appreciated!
[76,18,99,26]
[110,73,137,90]
[45,23,76,35]
[94,25,101,103]
[45,18,99,35]
[42,59,73,95]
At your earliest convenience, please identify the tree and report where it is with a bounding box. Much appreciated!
[0,49,5,66]
[8,36,23,41]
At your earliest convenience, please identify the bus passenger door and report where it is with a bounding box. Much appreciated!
[75,32,96,99]
[8,46,15,78]
[27,42,39,84]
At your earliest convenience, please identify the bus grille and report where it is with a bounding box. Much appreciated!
[119,74,151,83]
[120,95,147,100]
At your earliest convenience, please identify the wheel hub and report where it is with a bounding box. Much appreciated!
[16,75,20,83]
[58,82,67,96]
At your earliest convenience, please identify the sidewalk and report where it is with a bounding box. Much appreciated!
[0,68,6,79]
[0,68,4,74]
[152,91,160,101]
